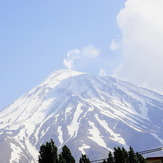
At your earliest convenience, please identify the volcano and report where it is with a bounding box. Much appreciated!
[0,70,162,162]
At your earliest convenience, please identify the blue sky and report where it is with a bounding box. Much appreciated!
[1,0,163,110]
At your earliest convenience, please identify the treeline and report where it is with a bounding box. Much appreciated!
[103,146,146,163]
[38,139,146,163]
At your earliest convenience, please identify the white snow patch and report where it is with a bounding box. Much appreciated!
[88,107,94,112]
[26,140,38,162]
[67,103,83,138]
[40,129,46,139]
[58,126,64,145]
[114,121,118,130]
[65,106,73,114]
[65,106,73,119]
[10,143,22,163]
[88,121,111,150]
[95,114,128,147]
[79,144,90,154]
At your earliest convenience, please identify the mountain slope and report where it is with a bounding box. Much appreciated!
[0,70,163,162]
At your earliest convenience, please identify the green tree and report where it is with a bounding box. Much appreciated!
[114,147,124,163]
[106,146,145,163]
[38,139,58,163]
[128,147,137,163]
[79,154,90,163]
[136,152,146,163]
[58,154,66,163]
[122,147,128,163]
[107,151,114,163]
[59,145,75,163]
[102,159,107,163]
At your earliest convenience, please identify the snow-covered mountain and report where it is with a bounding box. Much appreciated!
[0,70,163,162]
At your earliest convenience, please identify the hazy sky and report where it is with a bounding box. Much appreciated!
[0,0,163,110]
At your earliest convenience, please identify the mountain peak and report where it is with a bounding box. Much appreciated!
[40,69,85,88]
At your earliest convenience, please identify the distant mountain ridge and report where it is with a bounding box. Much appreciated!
[0,70,163,162]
